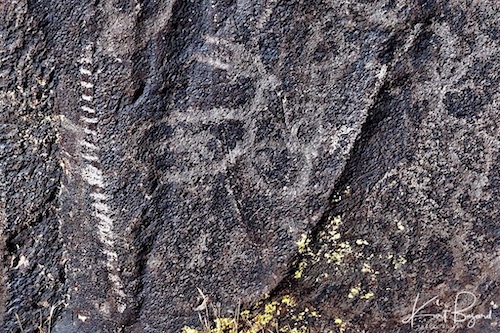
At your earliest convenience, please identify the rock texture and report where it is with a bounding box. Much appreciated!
[0,0,498,332]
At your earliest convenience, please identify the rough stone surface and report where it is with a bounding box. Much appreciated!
[0,0,498,332]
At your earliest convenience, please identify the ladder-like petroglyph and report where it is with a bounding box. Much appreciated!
[77,45,127,314]
[0,172,5,320]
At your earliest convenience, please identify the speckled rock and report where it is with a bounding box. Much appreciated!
[0,0,498,332]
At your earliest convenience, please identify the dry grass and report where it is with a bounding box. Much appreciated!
[15,300,65,333]
[180,289,314,333]
[181,288,243,333]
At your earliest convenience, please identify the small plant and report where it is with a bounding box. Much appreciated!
[180,289,317,333]
[15,300,66,333]
[181,288,240,333]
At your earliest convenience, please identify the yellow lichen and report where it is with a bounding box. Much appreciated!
[264,302,278,315]
[294,261,307,279]
[289,327,308,333]
[394,255,407,270]
[332,215,342,225]
[324,241,352,265]
[240,310,250,319]
[251,313,273,329]
[297,234,311,254]
[361,292,375,299]
[281,295,295,306]
[348,287,360,299]
[355,239,369,246]
[361,263,372,273]
[246,300,282,332]
[334,318,346,332]
[310,311,319,318]
[180,292,319,333]
[213,317,236,332]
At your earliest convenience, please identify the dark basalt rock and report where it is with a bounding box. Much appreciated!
[1,1,498,332]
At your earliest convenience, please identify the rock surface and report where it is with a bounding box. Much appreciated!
[0,0,498,332]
